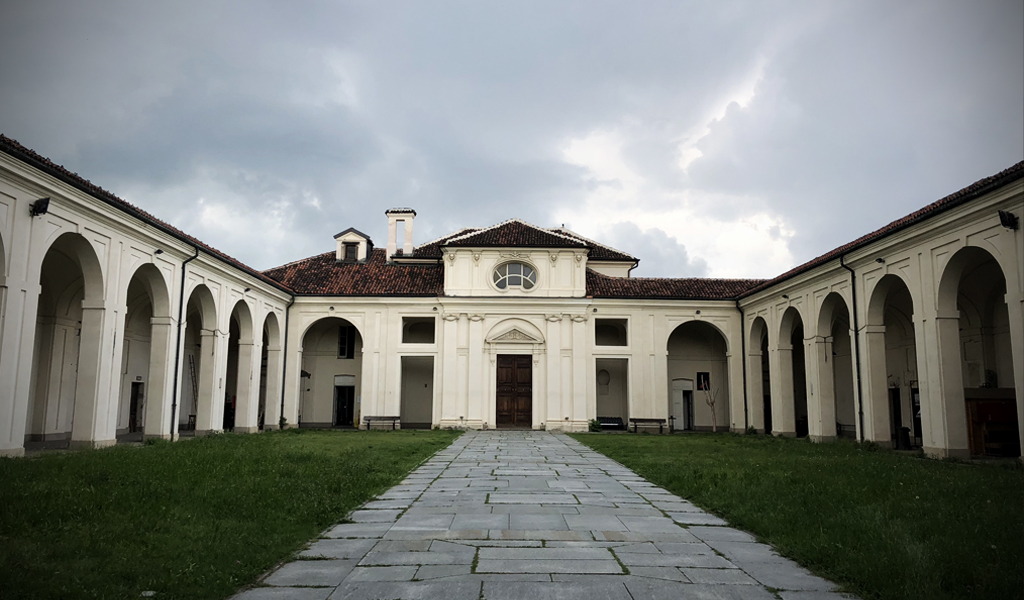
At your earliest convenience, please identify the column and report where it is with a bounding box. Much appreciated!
[545,315,563,429]
[0,279,41,456]
[861,324,888,443]
[809,336,836,442]
[571,314,587,428]
[69,300,119,449]
[263,343,283,430]
[144,316,178,440]
[467,314,484,427]
[921,313,970,458]
[1006,292,1024,461]
[747,349,764,432]
[440,314,460,427]
[772,342,796,436]
[194,329,222,434]
[234,337,261,433]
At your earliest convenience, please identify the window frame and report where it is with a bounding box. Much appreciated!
[491,261,539,292]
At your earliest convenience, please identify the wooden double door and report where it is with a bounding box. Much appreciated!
[496,355,532,428]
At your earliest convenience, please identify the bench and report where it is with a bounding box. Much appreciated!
[629,417,667,434]
[597,416,626,430]
[363,415,400,430]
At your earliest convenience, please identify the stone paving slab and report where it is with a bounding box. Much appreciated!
[236,431,856,600]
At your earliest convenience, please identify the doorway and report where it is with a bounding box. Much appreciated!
[497,355,532,428]
[671,379,695,431]
[129,382,144,433]
[334,386,355,427]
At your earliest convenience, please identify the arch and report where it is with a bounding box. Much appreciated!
[299,316,364,428]
[124,262,171,318]
[814,292,856,441]
[485,318,545,344]
[863,273,918,445]
[27,232,106,447]
[226,300,257,432]
[115,267,161,440]
[258,311,283,430]
[748,316,771,433]
[180,284,219,435]
[666,320,730,432]
[935,246,1019,457]
[777,306,808,437]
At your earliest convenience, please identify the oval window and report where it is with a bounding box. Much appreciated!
[493,262,537,290]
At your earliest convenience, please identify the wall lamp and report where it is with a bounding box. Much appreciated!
[29,197,50,217]
[999,210,1019,230]
[243,287,251,293]
[875,258,885,264]
[781,294,789,299]
[154,249,164,255]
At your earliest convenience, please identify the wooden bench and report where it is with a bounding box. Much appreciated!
[629,418,667,434]
[363,415,400,430]
[597,416,626,431]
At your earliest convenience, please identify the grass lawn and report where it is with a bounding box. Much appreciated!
[0,429,460,600]
[571,432,1023,600]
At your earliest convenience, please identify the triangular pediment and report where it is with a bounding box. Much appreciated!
[489,327,540,343]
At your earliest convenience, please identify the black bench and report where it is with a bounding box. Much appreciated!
[363,416,400,430]
[629,418,667,434]
[597,416,626,430]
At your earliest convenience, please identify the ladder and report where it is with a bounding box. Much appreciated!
[188,354,199,430]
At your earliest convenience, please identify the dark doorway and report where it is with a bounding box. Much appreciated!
[763,395,773,434]
[129,382,144,433]
[911,387,922,447]
[683,390,695,431]
[334,386,355,427]
[497,355,532,428]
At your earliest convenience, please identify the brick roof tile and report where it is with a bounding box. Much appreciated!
[586,268,764,300]
[263,248,442,296]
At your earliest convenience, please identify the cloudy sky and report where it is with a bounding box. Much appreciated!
[1,1,1021,278]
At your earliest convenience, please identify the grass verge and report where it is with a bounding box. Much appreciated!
[0,429,460,599]
[570,432,1023,600]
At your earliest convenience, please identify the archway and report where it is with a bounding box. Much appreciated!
[258,312,282,430]
[748,317,771,433]
[225,300,255,432]
[667,321,730,432]
[778,307,808,437]
[865,274,919,446]
[299,317,363,428]
[815,293,856,440]
[937,247,1019,457]
[115,264,171,441]
[27,233,104,448]
[179,284,217,435]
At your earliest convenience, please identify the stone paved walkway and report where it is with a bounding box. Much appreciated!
[233,431,856,600]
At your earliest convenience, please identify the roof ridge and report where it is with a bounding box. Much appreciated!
[263,250,335,273]
[416,226,480,249]
[549,227,636,260]
[444,218,588,246]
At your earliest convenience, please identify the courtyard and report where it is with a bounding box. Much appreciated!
[1,429,1020,599]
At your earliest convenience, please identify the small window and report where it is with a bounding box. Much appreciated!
[595,318,628,346]
[339,325,356,359]
[697,372,711,391]
[344,243,358,260]
[402,317,435,344]
[493,262,537,290]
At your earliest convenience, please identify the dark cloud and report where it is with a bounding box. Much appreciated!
[0,0,1020,275]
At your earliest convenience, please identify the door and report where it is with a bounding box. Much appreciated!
[497,355,532,428]
[129,382,144,433]
[671,379,694,431]
[334,386,355,426]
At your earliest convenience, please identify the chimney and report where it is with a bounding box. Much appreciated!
[385,208,416,260]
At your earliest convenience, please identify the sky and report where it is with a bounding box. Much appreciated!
[1,1,1021,278]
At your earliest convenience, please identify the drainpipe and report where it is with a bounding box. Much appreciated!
[170,246,201,439]
[278,294,296,429]
[736,299,749,431]
[840,255,865,442]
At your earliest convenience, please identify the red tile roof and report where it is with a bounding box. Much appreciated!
[0,134,293,294]
[263,249,443,296]
[739,160,1024,298]
[445,219,590,249]
[587,268,763,300]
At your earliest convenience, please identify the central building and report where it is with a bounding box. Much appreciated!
[264,209,753,432]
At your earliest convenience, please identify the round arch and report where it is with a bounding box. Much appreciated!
[184,283,217,329]
[815,292,856,441]
[935,245,1019,457]
[298,314,364,345]
[747,316,772,433]
[666,320,730,432]
[124,262,172,318]
[297,316,364,429]
[39,232,105,303]
[777,306,808,437]
[263,311,282,347]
